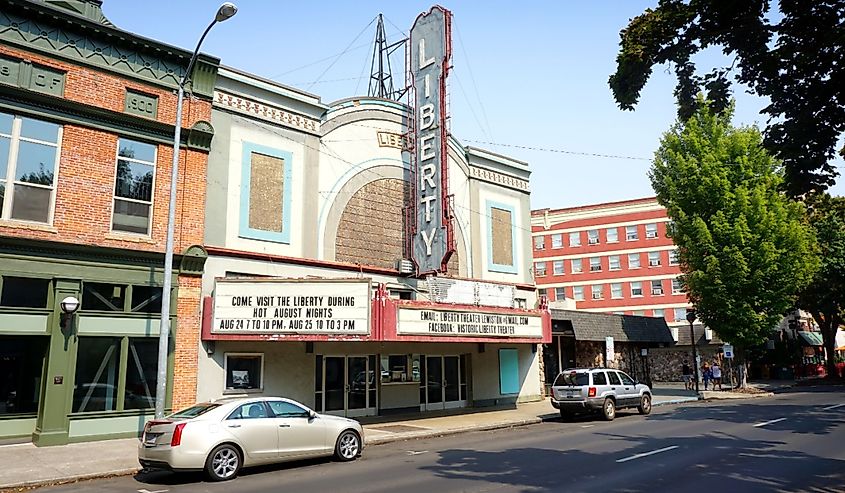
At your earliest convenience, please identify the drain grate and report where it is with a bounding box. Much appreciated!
[369,424,430,433]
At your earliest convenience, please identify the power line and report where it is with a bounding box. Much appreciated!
[306,16,378,91]
[463,140,652,161]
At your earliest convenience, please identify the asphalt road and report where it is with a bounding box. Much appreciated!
[37,388,845,493]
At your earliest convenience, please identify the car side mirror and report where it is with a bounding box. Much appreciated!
[308,410,317,420]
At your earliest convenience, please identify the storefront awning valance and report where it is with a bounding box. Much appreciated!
[798,331,824,347]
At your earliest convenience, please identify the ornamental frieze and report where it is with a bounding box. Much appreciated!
[214,90,320,134]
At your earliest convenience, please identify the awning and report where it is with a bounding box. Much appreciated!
[798,331,824,347]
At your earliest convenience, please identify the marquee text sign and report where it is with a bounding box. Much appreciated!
[410,6,453,273]
[397,307,543,338]
[212,279,370,335]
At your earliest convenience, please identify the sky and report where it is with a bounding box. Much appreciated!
[102,1,844,211]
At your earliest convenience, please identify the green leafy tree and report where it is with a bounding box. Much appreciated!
[610,0,845,197]
[798,194,845,378]
[652,97,817,385]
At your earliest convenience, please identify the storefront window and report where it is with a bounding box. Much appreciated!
[0,276,50,308]
[130,286,163,313]
[123,338,157,410]
[380,355,408,383]
[225,353,263,391]
[0,336,46,415]
[73,337,120,412]
[82,283,126,312]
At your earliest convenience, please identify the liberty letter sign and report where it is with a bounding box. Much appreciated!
[410,6,453,274]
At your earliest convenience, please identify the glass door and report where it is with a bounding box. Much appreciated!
[320,355,377,418]
[422,355,468,411]
[425,356,443,409]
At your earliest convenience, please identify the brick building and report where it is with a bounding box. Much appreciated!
[0,0,217,444]
[532,197,723,382]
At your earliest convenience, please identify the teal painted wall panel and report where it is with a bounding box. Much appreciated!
[0,417,37,438]
[78,316,160,336]
[499,348,519,395]
[68,413,153,437]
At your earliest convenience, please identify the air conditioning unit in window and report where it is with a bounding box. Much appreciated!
[652,288,664,295]
[592,293,602,300]
[590,266,601,272]
[646,231,658,239]
[588,238,599,245]
[649,260,661,266]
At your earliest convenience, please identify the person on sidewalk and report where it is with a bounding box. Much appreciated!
[711,361,722,390]
[681,360,693,390]
[702,361,712,390]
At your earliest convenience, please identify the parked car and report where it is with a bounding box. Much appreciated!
[550,368,652,421]
[138,396,363,481]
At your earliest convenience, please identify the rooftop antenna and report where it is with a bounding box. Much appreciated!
[368,13,407,100]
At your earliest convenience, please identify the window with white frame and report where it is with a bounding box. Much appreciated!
[672,278,683,294]
[633,310,645,316]
[606,227,618,243]
[569,231,581,247]
[669,249,680,265]
[651,279,664,295]
[589,257,602,272]
[534,235,545,250]
[608,255,621,270]
[587,229,599,245]
[534,261,547,277]
[225,353,264,391]
[631,281,643,297]
[113,138,157,235]
[538,288,547,297]
[674,307,688,322]
[628,253,641,269]
[645,223,659,239]
[571,258,583,273]
[653,308,665,319]
[0,112,61,223]
[552,260,565,275]
[573,286,584,301]
[648,251,662,266]
[551,233,563,248]
[591,284,603,300]
[626,225,639,241]
[611,282,623,299]
[554,287,566,300]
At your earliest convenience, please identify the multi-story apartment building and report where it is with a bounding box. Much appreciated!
[531,197,692,329]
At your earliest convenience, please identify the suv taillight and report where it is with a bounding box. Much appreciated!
[171,422,186,447]
[588,387,597,397]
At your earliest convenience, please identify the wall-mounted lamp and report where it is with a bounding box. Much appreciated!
[60,296,80,330]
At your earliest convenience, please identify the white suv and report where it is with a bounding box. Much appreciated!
[550,368,652,420]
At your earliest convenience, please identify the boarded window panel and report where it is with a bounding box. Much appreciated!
[491,207,513,266]
[248,152,284,233]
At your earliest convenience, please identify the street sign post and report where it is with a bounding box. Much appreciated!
[723,344,735,389]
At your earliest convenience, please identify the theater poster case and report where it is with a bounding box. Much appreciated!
[212,278,371,335]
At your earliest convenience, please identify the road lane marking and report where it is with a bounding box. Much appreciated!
[406,450,428,456]
[822,403,845,411]
[753,417,786,427]
[581,425,594,428]
[616,445,678,463]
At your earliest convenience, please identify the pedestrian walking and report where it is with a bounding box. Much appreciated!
[711,361,722,390]
[681,360,693,390]
[702,361,712,390]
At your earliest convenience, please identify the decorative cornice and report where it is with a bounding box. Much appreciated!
[0,0,219,98]
[469,165,530,192]
[214,90,321,135]
[0,83,213,151]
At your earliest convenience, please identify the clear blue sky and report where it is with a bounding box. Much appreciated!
[103,1,844,210]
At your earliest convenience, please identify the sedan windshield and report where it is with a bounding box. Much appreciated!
[554,371,589,386]
[169,403,221,419]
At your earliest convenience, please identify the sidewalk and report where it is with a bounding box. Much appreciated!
[0,384,713,491]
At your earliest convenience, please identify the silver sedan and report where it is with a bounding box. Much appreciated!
[138,396,364,481]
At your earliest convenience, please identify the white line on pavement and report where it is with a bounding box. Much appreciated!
[753,417,786,427]
[581,425,595,428]
[616,445,678,463]
[822,403,845,411]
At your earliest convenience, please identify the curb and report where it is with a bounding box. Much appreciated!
[365,417,545,446]
[0,467,140,492]
[653,397,701,406]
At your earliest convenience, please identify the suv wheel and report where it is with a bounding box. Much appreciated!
[638,394,652,415]
[602,398,616,421]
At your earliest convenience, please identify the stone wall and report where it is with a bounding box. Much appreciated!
[647,346,725,382]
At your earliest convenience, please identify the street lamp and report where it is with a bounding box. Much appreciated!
[686,309,700,393]
[155,2,238,420]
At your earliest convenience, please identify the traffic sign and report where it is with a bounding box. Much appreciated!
[723,344,734,359]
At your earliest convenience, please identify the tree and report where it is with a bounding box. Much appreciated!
[798,194,845,379]
[610,0,845,198]
[652,97,817,385]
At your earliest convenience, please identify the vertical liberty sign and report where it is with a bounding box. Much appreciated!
[410,6,454,274]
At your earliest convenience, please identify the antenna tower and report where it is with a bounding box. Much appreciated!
[368,13,407,100]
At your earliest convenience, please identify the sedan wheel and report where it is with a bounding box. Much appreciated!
[602,398,616,421]
[205,444,241,481]
[334,430,361,461]
[638,394,652,415]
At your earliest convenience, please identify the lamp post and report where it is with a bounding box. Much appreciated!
[155,2,238,420]
[686,309,700,393]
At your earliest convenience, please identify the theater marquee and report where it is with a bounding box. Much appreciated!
[397,307,543,338]
[212,279,371,335]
